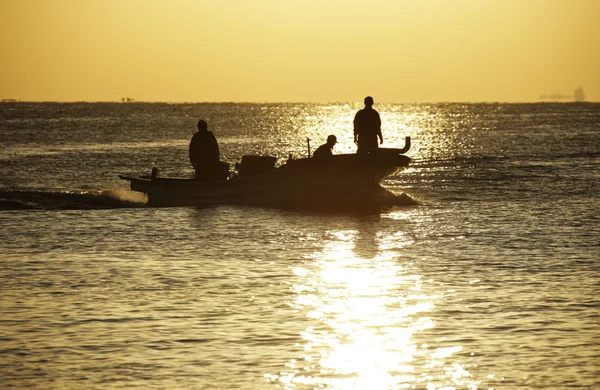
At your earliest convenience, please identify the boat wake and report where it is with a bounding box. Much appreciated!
[0,187,416,212]
[377,187,419,206]
[0,189,148,211]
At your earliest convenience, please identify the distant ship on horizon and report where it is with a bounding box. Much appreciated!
[540,87,586,102]
[574,87,585,102]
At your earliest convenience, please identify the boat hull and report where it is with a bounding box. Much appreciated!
[121,152,410,209]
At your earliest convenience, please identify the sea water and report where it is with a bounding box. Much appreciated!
[0,102,598,389]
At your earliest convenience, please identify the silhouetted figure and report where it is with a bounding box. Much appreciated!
[189,119,220,181]
[353,96,383,154]
[313,135,337,159]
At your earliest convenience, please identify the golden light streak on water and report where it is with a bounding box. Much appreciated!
[267,226,480,389]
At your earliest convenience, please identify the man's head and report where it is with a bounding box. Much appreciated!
[364,96,374,107]
[326,135,337,146]
[197,119,208,132]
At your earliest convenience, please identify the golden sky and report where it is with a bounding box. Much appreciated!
[1,0,598,102]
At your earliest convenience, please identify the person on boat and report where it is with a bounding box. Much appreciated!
[353,96,383,154]
[189,119,220,181]
[312,135,337,159]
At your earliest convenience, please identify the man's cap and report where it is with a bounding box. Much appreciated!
[327,135,337,144]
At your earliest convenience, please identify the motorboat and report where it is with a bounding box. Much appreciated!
[120,137,411,209]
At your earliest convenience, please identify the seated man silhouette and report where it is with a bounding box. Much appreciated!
[189,119,220,181]
[312,135,337,159]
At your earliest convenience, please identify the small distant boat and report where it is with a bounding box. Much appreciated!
[120,137,412,209]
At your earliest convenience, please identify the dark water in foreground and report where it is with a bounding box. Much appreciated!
[1,102,599,389]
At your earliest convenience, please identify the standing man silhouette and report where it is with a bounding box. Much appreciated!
[189,119,220,181]
[353,96,383,154]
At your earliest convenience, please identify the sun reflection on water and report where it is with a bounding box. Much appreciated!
[267,227,479,389]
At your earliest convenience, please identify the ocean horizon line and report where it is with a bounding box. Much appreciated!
[1,99,597,105]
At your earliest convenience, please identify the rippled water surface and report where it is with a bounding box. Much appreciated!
[1,102,599,389]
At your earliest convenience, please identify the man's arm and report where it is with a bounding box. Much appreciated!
[353,112,359,144]
[189,134,198,167]
[376,112,383,144]
[209,132,220,162]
